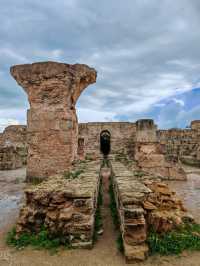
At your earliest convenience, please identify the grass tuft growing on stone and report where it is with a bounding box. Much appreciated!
[147,223,200,255]
[114,152,132,167]
[93,179,103,242]
[134,170,145,178]
[85,154,94,161]
[63,169,84,180]
[6,227,71,254]
[116,234,124,253]
[109,181,120,229]
[108,175,123,253]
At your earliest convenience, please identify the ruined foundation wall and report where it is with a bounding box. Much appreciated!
[15,160,101,248]
[1,119,200,170]
[133,120,187,180]
[78,122,136,159]
[0,125,27,170]
[157,121,200,166]
[111,161,190,262]
[1,125,27,147]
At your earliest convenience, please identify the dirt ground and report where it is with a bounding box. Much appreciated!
[0,167,200,266]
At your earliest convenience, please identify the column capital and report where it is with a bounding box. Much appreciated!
[10,61,97,108]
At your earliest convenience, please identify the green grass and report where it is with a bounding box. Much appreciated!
[85,154,94,161]
[93,179,103,242]
[63,169,84,180]
[116,234,124,253]
[134,170,145,178]
[147,223,200,255]
[109,180,120,229]
[30,178,42,185]
[101,158,110,168]
[14,177,21,184]
[114,152,132,167]
[6,227,71,254]
[115,153,126,162]
[108,175,123,253]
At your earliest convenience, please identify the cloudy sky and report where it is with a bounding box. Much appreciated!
[0,0,200,132]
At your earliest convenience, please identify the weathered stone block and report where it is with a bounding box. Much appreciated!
[10,61,97,181]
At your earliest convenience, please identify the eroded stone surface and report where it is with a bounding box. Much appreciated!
[134,119,187,181]
[78,122,136,160]
[0,125,27,170]
[111,161,150,262]
[111,160,191,262]
[15,160,100,248]
[158,120,200,167]
[10,62,97,181]
[2,118,200,176]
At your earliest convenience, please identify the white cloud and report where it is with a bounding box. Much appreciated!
[77,107,116,122]
[0,118,20,132]
[0,108,26,132]
[0,0,200,128]
[173,98,185,106]
[0,48,27,62]
[33,49,63,60]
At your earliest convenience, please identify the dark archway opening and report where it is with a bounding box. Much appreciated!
[100,130,111,156]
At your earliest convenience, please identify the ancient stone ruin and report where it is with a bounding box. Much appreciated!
[0,125,27,170]
[133,119,187,180]
[2,120,200,174]
[16,160,101,249]
[1,61,199,262]
[10,62,96,181]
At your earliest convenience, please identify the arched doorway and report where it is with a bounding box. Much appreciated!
[100,130,111,156]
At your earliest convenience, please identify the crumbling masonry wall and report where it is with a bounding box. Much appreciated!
[111,161,189,262]
[10,62,96,181]
[15,160,101,248]
[133,119,186,180]
[1,119,200,171]
[157,120,200,166]
[78,122,136,159]
[0,125,27,170]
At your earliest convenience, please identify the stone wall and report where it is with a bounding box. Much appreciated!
[78,119,200,169]
[1,118,200,171]
[1,125,27,147]
[78,122,136,159]
[0,125,27,170]
[111,160,190,262]
[15,160,101,248]
[11,61,96,181]
[133,120,186,180]
[157,122,200,166]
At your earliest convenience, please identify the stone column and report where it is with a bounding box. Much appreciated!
[10,62,97,182]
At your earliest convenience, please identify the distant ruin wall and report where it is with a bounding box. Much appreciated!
[1,119,200,170]
[133,119,186,180]
[0,125,27,170]
[157,121,200,166]
[1,125,27,147]
[78,122,136,159]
